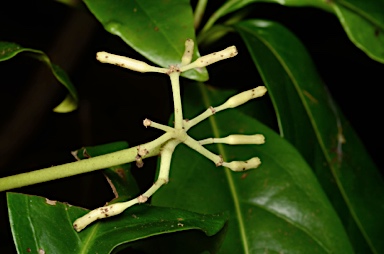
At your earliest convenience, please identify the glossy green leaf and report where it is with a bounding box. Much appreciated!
[72,141,139,203]
[201,0,384,63]
[331,0,384,63]
[0,41,78,112]
[234,19,384,253]
[130,224,228,254]
[153,83,353,253]
[83,0,208,81]
[200,0,332,34]
[7,192,227,254]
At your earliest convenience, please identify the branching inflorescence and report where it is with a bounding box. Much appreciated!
[0,39,267,232]
[72,39,267,232]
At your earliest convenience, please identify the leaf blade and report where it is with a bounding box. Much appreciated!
[0,41,78,112]
[201,0,384,63]
[153,83,353,253]
[7,192,228,254]
[234,19,384,253]
[332,1,384,63]
[83,0,208,81]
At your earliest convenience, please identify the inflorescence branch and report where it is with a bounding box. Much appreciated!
[0,39,267,232]
[73,39,267,232]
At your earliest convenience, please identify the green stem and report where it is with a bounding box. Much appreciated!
[74,139,181,232]
[193,0,208,30]
[183,136,222,166]
[0,133,173,192]
[169,72,183,129]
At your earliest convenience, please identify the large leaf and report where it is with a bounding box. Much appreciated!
[71,141,139,203]
[234,19,384,253]
[201,0,384,63]
[153,83,353,253]
[0,41,78,112]
[83,0,208,81]
[200,0,331,34]
[7,192,227,254]
[331,0,384,63]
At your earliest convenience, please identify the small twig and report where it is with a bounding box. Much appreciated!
[169,72,184,129]
[74,139,180,232]
[185,86,267,130]
[96,52,167,74]
[180,46,238,72]
[181,39,194,65]
[143,118,174,133]
[199,134,265,145]
[0,132,173,192]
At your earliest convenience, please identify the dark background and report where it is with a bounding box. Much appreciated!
[0,1,382,253]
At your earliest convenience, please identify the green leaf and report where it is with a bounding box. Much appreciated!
[200,0,332,34]
[234,19,384,253]
[130,224,228,254]
[331,0,384,63]
[153,83,353,253]
[7,192,227,254]
[72,141,139,203]
[0,41,78,112]
[201,0,384,63]
[83,0,208,81]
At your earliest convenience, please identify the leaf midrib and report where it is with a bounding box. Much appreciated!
[237,22,376,253]
[26,195,40,252]
[199,85,250,254]
[79,223,99,254]
[250,25,377,253]
[199,85,331,253]
[336,0,384,30]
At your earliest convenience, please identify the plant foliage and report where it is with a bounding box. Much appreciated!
[1,0,383,253]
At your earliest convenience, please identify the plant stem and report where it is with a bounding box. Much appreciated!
[183,136,222,166]
[169,72,183,129]
[73,139,180,232]
[193,0,208,30]
[0,132,173,192]
[142,139,179,197]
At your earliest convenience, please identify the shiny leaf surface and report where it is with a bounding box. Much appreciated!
[83,0,208,81]
[201,0,331,34]
[0,41,78,112]
[234,19,384,253]
[7,192,227,254]
[201,0,384,62]
[153,83,353,253]
[331,0,384,63]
